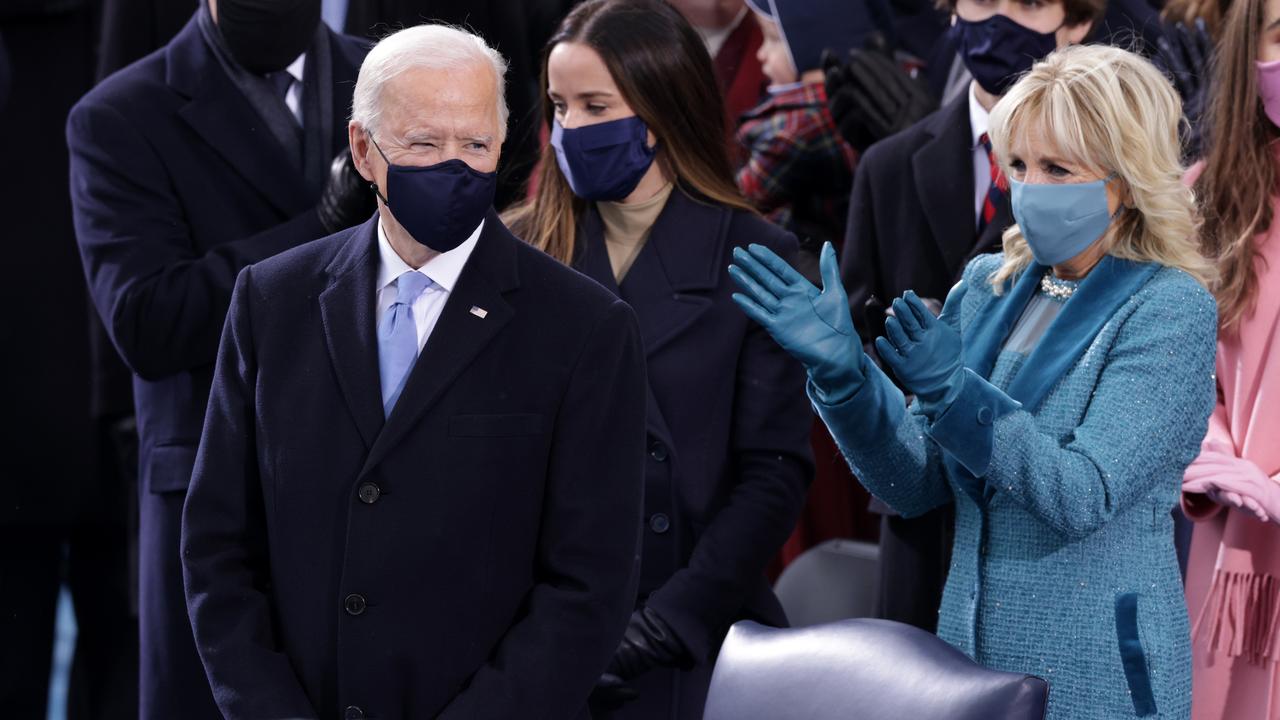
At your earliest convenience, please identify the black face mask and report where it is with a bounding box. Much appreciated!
[216,0,321,74]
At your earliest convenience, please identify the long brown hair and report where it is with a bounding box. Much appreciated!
[1161,0,1232,37]
[1196,0,1275,332]
[504,0,754,265]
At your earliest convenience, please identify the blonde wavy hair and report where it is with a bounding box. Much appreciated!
[985,44,1216,292]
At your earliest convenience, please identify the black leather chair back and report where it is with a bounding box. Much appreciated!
[703,619,1048,720]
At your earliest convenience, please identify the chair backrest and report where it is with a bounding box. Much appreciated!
[773,539,879,627]
[703,619,1049,720]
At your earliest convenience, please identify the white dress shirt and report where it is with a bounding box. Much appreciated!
[282,54,306,124]
[968,81,992,229]
[375,219,483,353]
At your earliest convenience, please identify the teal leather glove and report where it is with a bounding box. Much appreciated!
[874,291,963,413]
[729,242,865,403]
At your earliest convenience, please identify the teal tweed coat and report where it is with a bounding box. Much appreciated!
[814,253,1217,719]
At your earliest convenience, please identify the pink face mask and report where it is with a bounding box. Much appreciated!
[1256,58,1280,127]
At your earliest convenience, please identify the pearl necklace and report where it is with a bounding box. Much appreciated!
[1039,273,1079,301]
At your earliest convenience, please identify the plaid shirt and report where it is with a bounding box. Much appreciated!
[735,81,858,251]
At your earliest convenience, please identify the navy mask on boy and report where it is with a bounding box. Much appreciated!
[952,14,1058,95]
[551,116,658,202]
[370,136,497,253]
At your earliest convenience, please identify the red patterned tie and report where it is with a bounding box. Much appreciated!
[979,132,1006,234]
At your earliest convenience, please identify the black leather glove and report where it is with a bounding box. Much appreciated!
[587,673,639,716]
[607,607,693,682]
[823,45,937,154]
[1153,19,1212,160]
[316,150,377,234]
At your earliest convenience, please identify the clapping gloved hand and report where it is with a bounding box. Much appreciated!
[822,38,937,154]
[1153,19,1213,161]
[316,150,378,234]
[1184,441,1280,524]
[728,242,866,403]
[588,607,692,714]
[874,291,963,417]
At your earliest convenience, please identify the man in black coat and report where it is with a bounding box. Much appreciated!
[839,0,1101,633]
[67,1,371,716]
[180,23,647,720]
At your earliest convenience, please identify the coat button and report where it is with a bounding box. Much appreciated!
[344,593,367,616]
[344,706,364,720]
[649,513,670,534]
[977,407,994,425]
[649,442,669,462]
[357,482,381,504]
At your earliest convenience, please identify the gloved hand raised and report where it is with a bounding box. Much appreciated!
[823,45,937,154]
[316,150,377,234]
[874,291,963,411]
[729,242,865,403]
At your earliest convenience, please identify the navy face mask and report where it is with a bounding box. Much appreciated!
[952,14,1058,95]
[550,116,658,202]
[370,136,496,253]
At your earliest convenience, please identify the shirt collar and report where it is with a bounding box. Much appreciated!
[376,218,484,294]
[285,53,307,85]
[968,80,990,149]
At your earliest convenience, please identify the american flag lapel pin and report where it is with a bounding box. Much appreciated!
[469,306,488,319]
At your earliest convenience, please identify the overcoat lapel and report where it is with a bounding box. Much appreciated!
[358,211,518,479]
[167,17,313,217]
[318,216,385,449]
[913,96,979,281]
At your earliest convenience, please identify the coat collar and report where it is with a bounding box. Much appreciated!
[577,187,727,358]
[963,254,1160,412]
[165,13,351,218]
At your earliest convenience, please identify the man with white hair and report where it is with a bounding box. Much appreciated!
[180,24,648,719]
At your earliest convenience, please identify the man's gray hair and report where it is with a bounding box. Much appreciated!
[351,24,510,140]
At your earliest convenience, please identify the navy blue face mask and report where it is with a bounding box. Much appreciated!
[370,136,496,253]
[550,116,658,202]
[952,14,1058,95]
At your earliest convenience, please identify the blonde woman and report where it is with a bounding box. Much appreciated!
[730,44,1217,718]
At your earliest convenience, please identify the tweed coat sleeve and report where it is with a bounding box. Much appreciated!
[807,283,968,518]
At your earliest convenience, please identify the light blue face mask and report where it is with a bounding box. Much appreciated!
[1009,173,1122,266]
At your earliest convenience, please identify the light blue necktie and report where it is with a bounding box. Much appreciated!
[378,271,434,416]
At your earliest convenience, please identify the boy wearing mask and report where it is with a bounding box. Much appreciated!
[839,0,1101,634]
[736,0,889,276]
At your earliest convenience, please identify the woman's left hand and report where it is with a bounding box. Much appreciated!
[875,290,964,408]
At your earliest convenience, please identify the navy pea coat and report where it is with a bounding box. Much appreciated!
[181,213,648,720]
[66,14,367,718]
[575,188,814,719]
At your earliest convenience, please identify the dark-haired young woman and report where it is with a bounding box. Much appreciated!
[506,1,813,717]
[1181,0,1280,716]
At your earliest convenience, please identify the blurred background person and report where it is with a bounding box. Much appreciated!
[1181,0,1280,716]
[837,0,1102,635]
[733,43,1217,719]
[0,2,138,718]
[668,0,768,157]
[507,1,813,716]
[67,0,372,715]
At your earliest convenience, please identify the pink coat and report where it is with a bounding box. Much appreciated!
[1183,168,1280,720]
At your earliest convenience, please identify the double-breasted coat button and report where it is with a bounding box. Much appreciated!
[344,593,367,616]
[344,706,364,720]
[977,407,994,426]
[649,513,671,534]
[357,482,381,504]
[649,442,669,462]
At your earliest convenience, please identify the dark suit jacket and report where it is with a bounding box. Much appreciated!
[69,16,367,496]
[841,92,1011,349]
[181,212,648,720]
[576,190,814,719]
